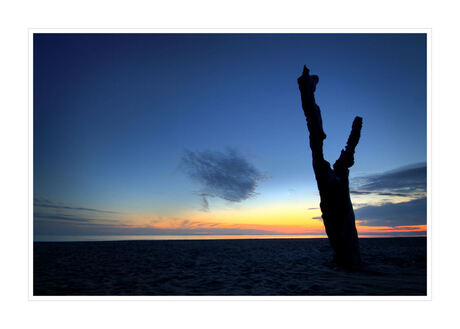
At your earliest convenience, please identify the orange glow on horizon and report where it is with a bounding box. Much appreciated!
[122,202,326,234]
[106,203,426,237]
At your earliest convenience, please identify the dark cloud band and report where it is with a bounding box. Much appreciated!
[351,163,426,197]
[355,197,427,227]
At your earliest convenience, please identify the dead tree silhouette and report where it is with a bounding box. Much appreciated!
[297,66,362,267]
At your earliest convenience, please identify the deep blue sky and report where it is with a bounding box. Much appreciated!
[34,34,426,237]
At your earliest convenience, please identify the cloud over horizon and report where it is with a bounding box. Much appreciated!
[354,197,426,227]
[348,163,427,227]
[181,148,265,210]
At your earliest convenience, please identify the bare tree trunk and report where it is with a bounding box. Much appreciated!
[297,66,362,267]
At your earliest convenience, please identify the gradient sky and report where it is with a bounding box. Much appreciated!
[34,33,427,239]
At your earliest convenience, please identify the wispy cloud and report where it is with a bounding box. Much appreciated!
[351,162,426,198]
[181,148,265,210]
[33,197,123,237]
[34,197,121,214]
[199,193,210,212]
[34,203,121,214]
[350,190,409,197]
[34,214,94,222]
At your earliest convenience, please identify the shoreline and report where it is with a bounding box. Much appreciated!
[33,235,427,243]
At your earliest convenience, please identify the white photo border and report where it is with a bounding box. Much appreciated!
[28,28,432,301]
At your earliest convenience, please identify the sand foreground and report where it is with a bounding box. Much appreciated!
[34,237,427,296]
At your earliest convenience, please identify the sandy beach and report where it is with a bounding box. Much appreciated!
[33,237,426,296]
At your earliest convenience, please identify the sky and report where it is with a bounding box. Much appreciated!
[33,33,427,240]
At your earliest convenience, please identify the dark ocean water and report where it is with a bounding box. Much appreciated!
[33,237,427,296]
